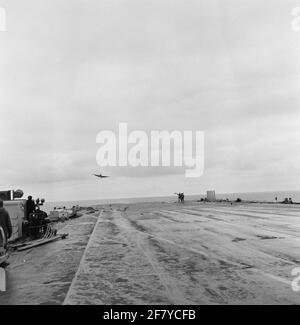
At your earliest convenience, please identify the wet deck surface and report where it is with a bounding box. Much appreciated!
[1,202,300,304]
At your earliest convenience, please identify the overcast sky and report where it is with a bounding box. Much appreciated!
[0,0,300,201]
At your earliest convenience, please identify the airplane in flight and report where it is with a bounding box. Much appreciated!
[93,173,109,178]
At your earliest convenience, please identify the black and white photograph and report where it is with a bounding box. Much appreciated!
[0,0,300,308]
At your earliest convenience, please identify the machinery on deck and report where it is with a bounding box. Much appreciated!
[23,209,51,238]
[1,189,50,240]
[0,189,68,261]
[22,198,52,238]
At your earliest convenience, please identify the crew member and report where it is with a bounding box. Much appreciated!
[0,200,12,242]
[26,196,36,220]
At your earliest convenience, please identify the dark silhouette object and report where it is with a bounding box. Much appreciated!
[175,193,181,203]
[181,193,185,203]
[93,173,109,178]
[25,207,49,238]
[26,196,36,220]
[13,189,24,199]
[175,193,185,203]
[0,190,11,201]
[0,226,9,266]
[0,200,12,242]
[282,198,293,204]
[236,198,242,203]
[178,193,181,203]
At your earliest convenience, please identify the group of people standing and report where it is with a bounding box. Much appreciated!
[176,192,185,203]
